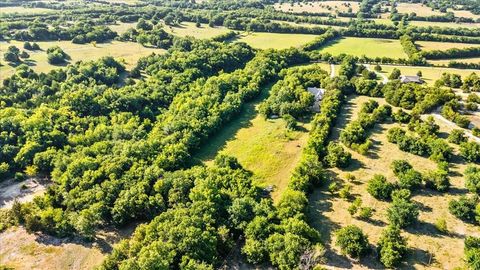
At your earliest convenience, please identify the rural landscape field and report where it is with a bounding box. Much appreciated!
[0,0,479,269]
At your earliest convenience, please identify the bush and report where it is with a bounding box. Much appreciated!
[335,225,369,258]
[448,195,478,222]
[424,170,450,192]
[387,189,419,228]
[391,160,412,176]
[367,174,394,201]
[339,185,352,200]
[397,169,423,191]
[434,218,448,234]
[325,142,351,168]
[389,68,401,80]
[465,165,480,194]
[448,129,467,144]
[465,236,480,270]
[358,207,373,220]
[377,226,408,268]
[46,46,70,65]
[283,114,297,130]
[460,141,480,163]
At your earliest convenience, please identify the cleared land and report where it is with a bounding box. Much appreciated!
[429,57,480,66]
[236,32,318,50]
[164,22,231,39]
[308,95,480,269]
[274,1,360,14]
[0,6,54,15]
[448,8,480,20]
[379,65,478,85]
[409,20,480,29]
[108,22,137,34]
[194,85,311,202]
[321,37,407,59]
[417,41,480,51]
[396,3,444,16]
[0,40,164,80]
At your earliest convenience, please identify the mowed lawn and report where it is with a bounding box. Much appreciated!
[164,22,231,39]
[309,95,480,269]
[236,32,318,49]
[417,41,480,51]
[321,37,407,59]
[0,40,164,80]
[379,65,478,85]
[194,86,311,202]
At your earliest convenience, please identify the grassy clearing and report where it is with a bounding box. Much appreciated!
[194,86,311,202]
[379,65,478,85]
[108,22,137,34]
[320,37,407,59]
[417,41,480,51]
[396,3,444,16]
[448,8,480,20]
[274,1,360,14]
[409,20,480,29]
[428,57,480,66]
[236,32,318,50]
[0,40,164,80]
[308,95,480,269]
[164,22,231,39]
[0,6,54,15]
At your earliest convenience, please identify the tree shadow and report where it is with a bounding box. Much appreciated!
[342,157,365,172]
[402,247,435,269]
[404,220,447,239]
[190,84,273,165]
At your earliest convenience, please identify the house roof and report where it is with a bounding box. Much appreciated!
[400,75,422,83]
[307,87,325,100]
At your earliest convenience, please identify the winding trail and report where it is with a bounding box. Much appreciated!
[363,64,388,84]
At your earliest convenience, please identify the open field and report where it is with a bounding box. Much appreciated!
[236,32,318,50]
[428,57,480,66]
[0,40,164,79]
[164,22,231,39]
[379,65,478,85]
[108,22,137,34]
[194,86,311,202]
[396,3,444,16]
[308,95,480,269]
[417,41,480,51]
[409,20,480,29]
[321,37,407,59]
[448,8,480,20]
[0,6,55,15]
[274,1,360,14]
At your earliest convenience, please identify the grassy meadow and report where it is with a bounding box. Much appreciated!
[409,20,480,29]
[0,6,55,15]
[417,41,480,51]
[321,37,407,59]
[379,65,478,85]
[309,95,480,269]
[164,22,231,39]
[428,57,480,66]
[236,32,318,49]
[396,3,444,16]
[0,40,164,80]
[273,1,360,14]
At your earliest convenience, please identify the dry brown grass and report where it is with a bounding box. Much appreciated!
[396,3,444,16]
[417,41,480,52]
[274,1,360,14]
[308,95,480,269]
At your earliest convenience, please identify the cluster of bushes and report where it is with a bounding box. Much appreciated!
[46,46,70,65]
[441,100,471,128]
[423,46,480,60]
[399,34,426,65]
[340,100,391,154]
[460,141,480,163]
[302,29,340,51]
[462,72,480,92]
[259,65,329,118]
[449,195,479,224]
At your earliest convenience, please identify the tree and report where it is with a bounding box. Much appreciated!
[4,45,20,63]
[335,225,369,258]
[448,195,477,222]
[387,189,419,228]
[46,46,69,65]
[448,129,467,144]
[389,68,401,80]
[465,236,480,270]
[367,174,394,201]
[374,64,382,72]
[325,142,351,168]
[465,165,480,194]
[460,141,480,163]
[377,226,408,268]
[424,170,450,192]
[397,169,423,191]
[391,160,412,176]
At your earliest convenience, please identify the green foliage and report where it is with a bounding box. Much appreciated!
[367,174,394,201]
[448,129,467,144]
[387,189,419,228]
[461,141,480,163]
[465,236,480,270]
[335,225,369,258]
[325,142,351,168]
[391,160,412,176]
[377,226,408,268]
[46,46,70,64]
[435,218,448,234]
[449,195,478,223]
[465,165,480,194]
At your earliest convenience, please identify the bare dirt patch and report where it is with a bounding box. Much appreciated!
[0,178,47,209]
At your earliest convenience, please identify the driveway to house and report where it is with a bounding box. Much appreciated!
[364,64,388,84]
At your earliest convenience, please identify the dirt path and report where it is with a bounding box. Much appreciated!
[330,63,335,78]
[364,64,388,84]
[424,112,480,143]
[0,178,48,209]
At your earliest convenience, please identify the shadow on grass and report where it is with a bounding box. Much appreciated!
[190,84,273,165]
[402,247,435,269]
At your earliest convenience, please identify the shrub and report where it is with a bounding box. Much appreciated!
[325,142,351,168]
[449,196,478,222]
[377,226,408,268]
[348,198,362,216]
[387,189,419,228]
[389,68,401,80]
[391,160,412,176]
[448,129,467,144]
[397,169,423,191]
[465,236,480,270]
[367,174,394,201]
[460,141,480,163]
[434,218,448,234]
[339,185,352,200]
[465,165,480,194]
[423,170,450,192]
[283,114,297,130]
[335,225,369,258]
[358,207,373,220]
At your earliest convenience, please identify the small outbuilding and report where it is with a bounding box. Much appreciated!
[307,87,325,112]
[400,75,423,84]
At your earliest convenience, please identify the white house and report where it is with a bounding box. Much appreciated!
[307,87,325,112]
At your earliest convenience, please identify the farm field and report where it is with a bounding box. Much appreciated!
[236,32,318,49]
[108,22,137,34]
[194,86,311,202]
[0,6,55,15]
[417,41,480,51]
[321,37,407,59]
[309,95,480,269]
[429,57,480,66]
[273,1,360,14]
[379,65,478,85]
[164,22,231,39]
[448,8,480,20]
[396,3,444,16]
[0,40,164,79]
[408,20,480,29]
